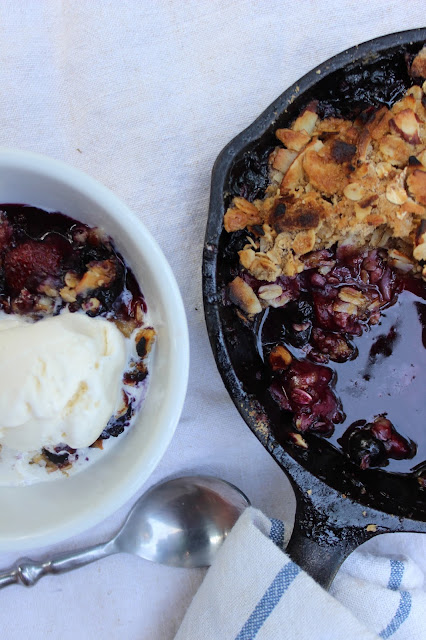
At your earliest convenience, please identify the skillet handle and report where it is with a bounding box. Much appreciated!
[285,484,379,590]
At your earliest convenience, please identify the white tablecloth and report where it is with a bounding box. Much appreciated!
[0,2,424,639]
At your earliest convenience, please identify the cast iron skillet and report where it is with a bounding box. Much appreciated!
[203,28,426,589]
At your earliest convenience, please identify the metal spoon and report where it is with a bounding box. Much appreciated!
[0,475,250,588]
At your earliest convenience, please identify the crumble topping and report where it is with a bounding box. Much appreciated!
[224,46,426,314]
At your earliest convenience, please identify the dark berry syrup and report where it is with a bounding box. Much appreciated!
[251,246,426,476]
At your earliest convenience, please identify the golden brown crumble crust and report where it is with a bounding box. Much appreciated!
[224,47,426,314]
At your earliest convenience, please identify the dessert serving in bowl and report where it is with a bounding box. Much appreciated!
[0,149,189,551]
[204,29,426,587]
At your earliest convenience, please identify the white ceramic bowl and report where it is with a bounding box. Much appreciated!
[0,148,189,551]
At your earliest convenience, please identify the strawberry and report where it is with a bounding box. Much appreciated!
[0,213,12,252]
[4,239,62,294]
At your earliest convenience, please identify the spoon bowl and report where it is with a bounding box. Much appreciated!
[115,476,250,568]
[0,475,250,588]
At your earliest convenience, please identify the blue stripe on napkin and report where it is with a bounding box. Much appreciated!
[234,561,300,640]
[269,518,285,549]
[388,560,404,591]
[379,560,412,638]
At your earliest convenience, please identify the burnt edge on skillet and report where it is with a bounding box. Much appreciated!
[204,29,426,542]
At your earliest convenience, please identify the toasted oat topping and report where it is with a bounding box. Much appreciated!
[223,46,426,314]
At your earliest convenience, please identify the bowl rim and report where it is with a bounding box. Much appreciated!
[0,147,189,551]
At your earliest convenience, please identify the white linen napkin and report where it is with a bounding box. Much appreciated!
[175,508,426,640]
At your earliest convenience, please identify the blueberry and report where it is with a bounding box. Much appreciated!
[347,429,387,469]
[288,299,314,324]
[288,325,311,348]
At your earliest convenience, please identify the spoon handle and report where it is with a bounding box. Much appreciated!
[0,540,117,588]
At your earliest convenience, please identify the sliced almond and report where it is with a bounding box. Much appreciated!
[400,198,426,217]
[386,184,408,205]
[379,134,411,167]
[413,243,426,261]
[357,129,372,162]
[303,148,348,196]
[234,197,259,215]
[370,227,388,247]
[258,284,283,300]
[288,432,308,449]
[244,236,258,250]
[390,109,421,145]
[386,170,408,205]
[280,152,305,190]
[224,198,262,232]
[367,213,387,226]
[406,85,423,101]
[75,260,116,296]
[268,292,292,308]
[343,182,365,201]
[276,128,311,151]
[270,169,284,185]
[238,248,256,270]
[59,286,77,303]
[271,148,298,173]
[387,249,414,273]
[392,94,417,114]
[274,231,293,251]
[377,228,393,247]
[293,109,318,135]
[354,203,371,221]
[375,161,393,179]
[333,300,357,315]
[280,139,324,191]
[228,276,261,315]
[338,287,365,306]
[249,253,281,282]
[318,261,335,275]
[64,271,80,288]
[407,169,426,205]
[291,229,316,255]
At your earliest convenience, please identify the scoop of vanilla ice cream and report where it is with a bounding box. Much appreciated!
[0,312,127,451]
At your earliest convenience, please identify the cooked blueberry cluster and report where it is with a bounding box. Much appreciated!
[342,416,416,470]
